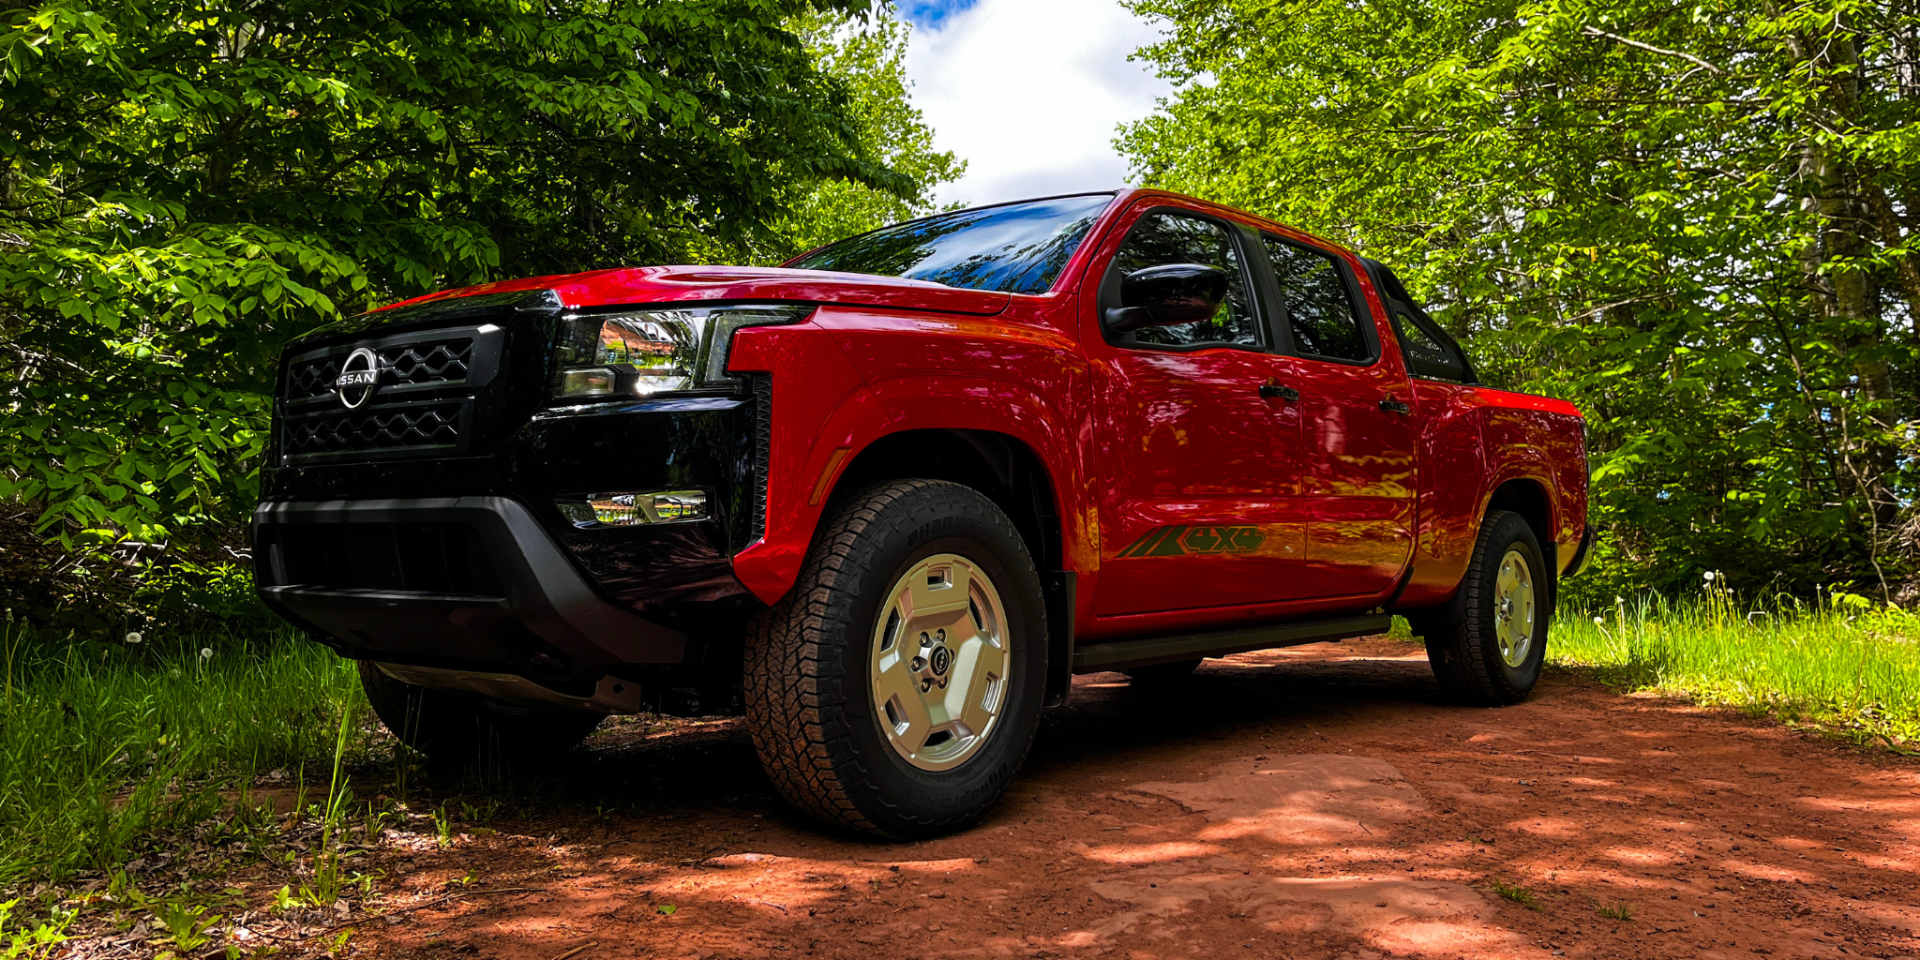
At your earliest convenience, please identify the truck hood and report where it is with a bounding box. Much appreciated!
[378,265,1013,318]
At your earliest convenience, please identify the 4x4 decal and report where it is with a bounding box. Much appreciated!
[1115,524,1266,558]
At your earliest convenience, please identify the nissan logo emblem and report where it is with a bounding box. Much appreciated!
[333,347,380,409]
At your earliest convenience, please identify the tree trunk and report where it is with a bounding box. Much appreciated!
[1785,19,1901,545]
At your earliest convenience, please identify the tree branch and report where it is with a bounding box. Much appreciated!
[1582,26,1725,75]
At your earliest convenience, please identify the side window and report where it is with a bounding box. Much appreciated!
[1392,308,1472,382]
[1110,213,1259,349]
[1260,236,1370,362]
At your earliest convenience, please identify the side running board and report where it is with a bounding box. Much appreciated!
[1070,614,1392,673]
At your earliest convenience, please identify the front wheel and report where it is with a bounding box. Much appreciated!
[1422,510,1550,705]
[742,480,1048,838]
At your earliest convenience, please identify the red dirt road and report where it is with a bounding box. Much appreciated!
[360,639,1920,960]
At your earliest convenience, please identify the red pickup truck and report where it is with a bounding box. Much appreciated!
[254,189,1591,837]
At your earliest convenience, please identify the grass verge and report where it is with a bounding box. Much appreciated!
[1546,585,1920,750]
[0,622,369,888]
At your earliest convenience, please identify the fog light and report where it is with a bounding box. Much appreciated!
[556,367,615,398]
[556,490,708,527]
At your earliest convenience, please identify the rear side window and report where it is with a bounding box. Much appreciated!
[1392,308,1473,382]
[1365,257,1477,383]
[1111,212,1260,349]
[1260,237,1370,362]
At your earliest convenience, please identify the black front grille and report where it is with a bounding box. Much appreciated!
[288,357,339,400]
[263,521,504,597]
[288,338,475,401]
[284,402,464,457]
[279,323,503,464]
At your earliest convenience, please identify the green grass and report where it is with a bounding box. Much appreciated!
[1489,878,1542,909]
[1547,586,1920,749]
[0,622,368,888]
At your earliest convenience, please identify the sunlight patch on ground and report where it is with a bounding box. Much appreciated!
[1134,755,1426,845]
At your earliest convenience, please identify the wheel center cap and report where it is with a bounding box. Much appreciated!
[929,646,952,677]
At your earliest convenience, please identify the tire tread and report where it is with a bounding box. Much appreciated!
[1423,510,1545,706]
[742,479,1041,837]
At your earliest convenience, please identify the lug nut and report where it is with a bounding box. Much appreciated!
[936,629,946,641]
[911,656,926,672]
[920,633,933,647]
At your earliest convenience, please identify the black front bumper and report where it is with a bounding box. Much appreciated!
[254,496,688,708]
[256,292,772,711]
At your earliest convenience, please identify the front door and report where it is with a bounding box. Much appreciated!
[1091,208,1314,617]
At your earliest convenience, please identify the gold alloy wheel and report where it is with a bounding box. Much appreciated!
[1493,547,1537,668]
[868,553,1010,772]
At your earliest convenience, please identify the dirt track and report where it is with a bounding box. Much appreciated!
[357,638,1920,960]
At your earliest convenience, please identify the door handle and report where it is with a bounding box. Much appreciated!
[1259,382,1300,402]
[1379,398,1411,415]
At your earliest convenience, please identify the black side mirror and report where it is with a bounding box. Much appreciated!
[1105,263,1230,332]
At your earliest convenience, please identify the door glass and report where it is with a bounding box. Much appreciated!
[1393,308,1471,382]
[1262,237,1370,362]
[1113,213,1259,348]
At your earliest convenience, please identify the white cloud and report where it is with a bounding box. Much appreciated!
[904,0,1172,208]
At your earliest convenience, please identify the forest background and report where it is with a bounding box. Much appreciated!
[0,0,962,630]
[2,0,1917,636]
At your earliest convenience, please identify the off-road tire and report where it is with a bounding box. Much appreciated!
[742,479,1048,839]
[358,662,604,766]
[1124,658,1203,683]
[1422,509,1550,705]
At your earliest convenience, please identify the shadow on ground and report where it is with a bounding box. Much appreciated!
[352,639,1920,960]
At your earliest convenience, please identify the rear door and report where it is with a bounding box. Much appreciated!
[1088,208,1314,617]
[1254,233,1417,599]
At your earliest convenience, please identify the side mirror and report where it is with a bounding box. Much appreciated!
[1105,263,1230,332]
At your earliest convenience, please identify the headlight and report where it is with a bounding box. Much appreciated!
[552,304,812,401]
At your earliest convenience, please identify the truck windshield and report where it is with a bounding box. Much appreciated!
[787,194,1115,295]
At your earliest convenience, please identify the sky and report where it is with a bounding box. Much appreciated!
[898,0,1173,208]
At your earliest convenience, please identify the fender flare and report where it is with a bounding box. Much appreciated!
[731,373,1088,606]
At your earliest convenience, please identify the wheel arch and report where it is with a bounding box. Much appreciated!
[828,428,1076,707]
[831,429,1062,571]
[1484,476,1558,615]
[1400,474,1558,626]
[1485,476,1555,559]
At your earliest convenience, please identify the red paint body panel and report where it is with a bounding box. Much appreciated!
[1396,381,1589,608]
[389,188,1588,639]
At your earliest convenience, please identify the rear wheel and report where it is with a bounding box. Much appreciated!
[358,663,603,766]
[743,480,1048,838]
[1421,510,1550,705]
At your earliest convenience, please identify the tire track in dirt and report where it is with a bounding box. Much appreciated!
[355,639,1920,960]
